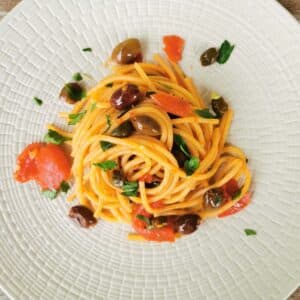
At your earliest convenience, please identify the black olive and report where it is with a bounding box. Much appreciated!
[151,216,168,228]
[168,113,179,120]
[200,47,219,66]
[145,181,161,189]
[171,214,200,234]
[204,189,224,208]
[69,205,97,228]
[171,144,189,168]
[110,84,142,110]
[111,120,134,137]
[60,82,86,104]
[211,97,228,118]
[112,170,124,188]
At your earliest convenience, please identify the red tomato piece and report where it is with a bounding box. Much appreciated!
[150,200,165,209]
[14,143,71,190]
[218,193,251,218]
[132,204,175,242]
[151,92,192,117]
[14,143,42,182]
[163,35,185,62]
[224,179,240,197]
[139,173,154,184]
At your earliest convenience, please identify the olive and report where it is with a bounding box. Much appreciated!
[112,170,124,188]
[211,97,228,118]
[171,144,189,168]
[111,120,134,137]
[111,38,143,65]
[200,47,219,66]
[204,189,224,208]
[145,181,161,189]
[110,84,142,110]
[172,214,200,234]
[69,205,97,228]
[60,82,86,104]
[131,116,161,136]
[151,216,168,228]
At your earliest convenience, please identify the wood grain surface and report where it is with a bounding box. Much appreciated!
[0,0,299,299]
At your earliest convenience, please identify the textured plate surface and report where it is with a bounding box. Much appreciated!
[1,0,300,299]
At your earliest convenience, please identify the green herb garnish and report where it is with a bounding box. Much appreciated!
[244,229,257,236]
[72,72,83,81]
[106,83,113,87]
[93,160,117,171]
[217,40,235,64]
[90,102,97,112]
[145,91,156,97]
[136,214,151,226]
[33,97,43,106]
[44,129,71,145]
[184,157,200,176]
[60,181,70,193]
[82,47,92,52]
[232,189,242,200]
[42,189,58,199]
[104,114,111,133]
[68,110,87,125]
[100,141,114,151]
[122,181,139,197]
[174,134,190,158]
[195,109,216,119]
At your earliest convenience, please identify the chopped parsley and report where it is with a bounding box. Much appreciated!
[174,134,190,158]
[104,114,111,132]
[44,129,71,145]
[33,97,43,106]
[72,72,83,81]
[122,181,139,197]
[60,181,70,193]
[42,189,58,199]
[82,47,92,52]
[93,160,117,171]
[68,110,86,125]
[217,40,235,64]
[184,157,200,176]
[232,189,242,200]
[244,229,257,236]
[136,214,151,226]
[195,109,216,119]
[100,141,114,151]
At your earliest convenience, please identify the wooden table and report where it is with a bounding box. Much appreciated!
[0,0,299,299]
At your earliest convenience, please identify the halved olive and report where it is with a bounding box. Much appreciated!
[60,82,86,104]
[111,38,142,65]
[131,116,161,136]
[200,47,219,66]
[171,144,189,168]
[112,170,124,188]
[110,84,142,110]
[204,189,224,208]
[69,205,97,228]
[111,120,134,137]
[211,97,228,118]
[171,214,200,234]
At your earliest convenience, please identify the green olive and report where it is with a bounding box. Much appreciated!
[131,116,161,136]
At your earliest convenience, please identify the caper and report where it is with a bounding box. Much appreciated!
[60,82,86,104]
[111,121,134,137]
[111,38,142,65]
[211,97,228,118]
[200,47,219,66]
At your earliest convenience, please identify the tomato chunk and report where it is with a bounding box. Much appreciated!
[14,143,71,190]
[151,92,192,117]
[218,193,251,218]
[224,179,240,197]
[163,35,185,62]
[132,204,175,242]
[139,173,154,184]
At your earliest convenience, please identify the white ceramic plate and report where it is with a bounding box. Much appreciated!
[1,0,300,299]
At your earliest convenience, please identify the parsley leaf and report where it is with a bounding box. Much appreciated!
[106,83,113,87]
[244,229,257,236]
[136,214,151,226]
[72,72,83,81]
[42,189,58,199]
[174,134,190,158]
[33,97,43,106]
[122,181,139,197]
[82,47,92,52]
[195,109,216,119]
[184,157,200,176]
[232,189,242,200]
[93,160,117,171]
[104,114,111,132]
[68,110,86,125]
[44,129,71,145]
[60,181,70,193]
[217,40,235,64]
[100,141,114,151]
